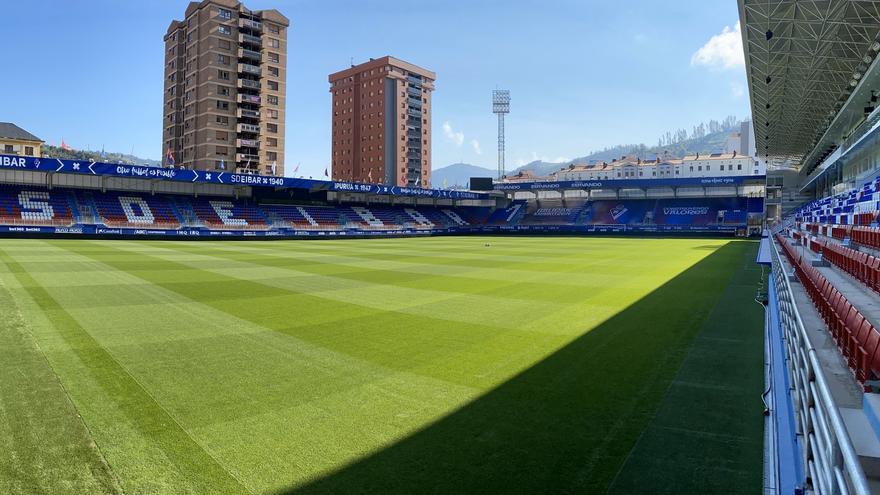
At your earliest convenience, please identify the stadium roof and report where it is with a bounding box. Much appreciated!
[738,0,880,172]
[0,122,42,143]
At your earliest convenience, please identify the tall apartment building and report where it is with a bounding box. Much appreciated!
[329,57,435,187]
[163,0,288,176]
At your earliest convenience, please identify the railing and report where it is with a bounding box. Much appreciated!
[239,33,262,45]
[239,18,262,31]
[237,108,260,119]
[237,94,261,105]
[238,48,262,61]
[770,237,871,495]
[238,63,261,75]
[238,78,261,90]
[237,123,260,133]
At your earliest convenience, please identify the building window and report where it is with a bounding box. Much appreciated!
[217,54,230,65]
[218,85,230,96]
[216,146,228,155]
[268,80,279,91]
[267,95,279,105]
[219,39,231,50]
[268,52,279,63]
[267,137,278,146]
[268,109,279,119]
[267,151,277,161]
[218,25,231,35]
[737,164,742,170]
[218,8,232,19]
[267,123,278,133]
[268,66,279,77]
[268,24,280,34]
[215,131,227,141]
[218,70,230,80]
[216,115,229,125]
[216,100,229,110]
[4,145,13,153]
[268,38,280,48]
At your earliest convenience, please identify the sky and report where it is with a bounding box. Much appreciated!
[2,0,748,178]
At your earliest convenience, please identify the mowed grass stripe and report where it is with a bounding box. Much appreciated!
[0,238,761,494]
[14,241,492,491]
[0,248,251,495]
[606,244,764,494]
[291,241,755,494]
[110,239,716,338]
[67,240,574,390]
[0,261,121,495]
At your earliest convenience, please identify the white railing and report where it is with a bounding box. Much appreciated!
[770,238,870,495]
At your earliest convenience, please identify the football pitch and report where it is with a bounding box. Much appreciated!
[0,236,764,494]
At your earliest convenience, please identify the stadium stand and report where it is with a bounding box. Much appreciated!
[0,184,759,237]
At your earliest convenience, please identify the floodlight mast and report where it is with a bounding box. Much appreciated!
[492,90,510,180]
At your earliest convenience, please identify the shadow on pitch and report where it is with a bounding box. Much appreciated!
[281,242,750,495]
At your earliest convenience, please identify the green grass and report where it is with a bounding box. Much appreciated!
[0,237,764,494]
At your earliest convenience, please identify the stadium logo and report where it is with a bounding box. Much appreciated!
[0,156,27,168]
[610,204,628,220]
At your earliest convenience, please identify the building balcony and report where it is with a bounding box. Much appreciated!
[237,78,261,90]
[237,108,260,119]
[407,86,421,97]
[237,123,260,133]
[239,18,262,31]
[239,33,262,46]
[236,153,260,162]
[406,76,422,88]
[237,94,261,105]
[407,97,422,108]
[238,48,262,62]
[407,108,421,118]
[236,138,259,148]
[238,63,261,76]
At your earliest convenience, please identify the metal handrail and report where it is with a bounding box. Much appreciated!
[770,237,870,495]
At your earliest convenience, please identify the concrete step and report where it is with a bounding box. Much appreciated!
[841,406,880,478]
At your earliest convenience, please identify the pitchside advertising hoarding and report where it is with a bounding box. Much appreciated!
[0,154,487,200]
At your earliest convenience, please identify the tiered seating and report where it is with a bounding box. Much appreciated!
[0,186,74,226]
[777,233,880,384]
[90,191,181,229]
[806,237,880,294]
[852,226,880,250]
[296,205,343,229]
[189,197,268,229]
[794,174,879,225]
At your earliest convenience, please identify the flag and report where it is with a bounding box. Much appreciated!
[219,159,225,170]
[61,138,72,151]
[271,161,277,175]
[293,162,300,173]
[324,167,329,177]
[367,169,373,182]
[166,148,175,166]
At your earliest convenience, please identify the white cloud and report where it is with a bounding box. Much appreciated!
[442,121,464,147]
[730,82,745,97]
[471,139,482,155]
[691,22,744,70]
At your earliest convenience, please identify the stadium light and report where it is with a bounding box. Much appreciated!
[492,89,510,180]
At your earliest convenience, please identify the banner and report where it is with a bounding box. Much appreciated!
[0,155,488,200]
[493,175,765,191]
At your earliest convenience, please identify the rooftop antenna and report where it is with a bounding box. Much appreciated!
[492,89,510,180]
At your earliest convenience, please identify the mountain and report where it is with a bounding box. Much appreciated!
[431,162,495,188]
[508,124,742,178]
[42,145,161,167]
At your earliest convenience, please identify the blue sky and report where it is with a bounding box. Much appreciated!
[3,0,747,178]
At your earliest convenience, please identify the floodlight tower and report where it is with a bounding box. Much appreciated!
[492,90,510,180]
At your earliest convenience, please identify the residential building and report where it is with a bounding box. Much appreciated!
[540,152,764,182]
[329,56,435,187]
[162,0,288,176]
[0,123,43,157]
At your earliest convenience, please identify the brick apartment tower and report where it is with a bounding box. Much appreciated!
[329,57,435,187]
[162,0,289,176]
